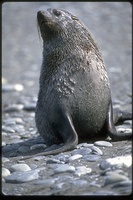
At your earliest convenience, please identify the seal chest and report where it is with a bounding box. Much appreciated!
[36,8,111,151]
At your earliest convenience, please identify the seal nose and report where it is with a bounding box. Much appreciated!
[37,11,44,19]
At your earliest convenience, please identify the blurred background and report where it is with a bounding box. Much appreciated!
[2,2,132,104]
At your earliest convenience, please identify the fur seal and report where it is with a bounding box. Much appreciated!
[20,8,132,160]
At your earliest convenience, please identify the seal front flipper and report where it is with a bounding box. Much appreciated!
[104,101,132,141]
[18,111,78,160]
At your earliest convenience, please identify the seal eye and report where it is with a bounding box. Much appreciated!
[53,9,61,17]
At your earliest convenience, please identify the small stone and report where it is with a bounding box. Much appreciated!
[2,142,6,146]
[71,148,92,156]
[34,156,45,161]
[9,143,20,150]
[90,146,103,155]
[84,154,101,162]
[10,138,24,144]
[66,154,82,162]
[116,127,132,134]
[122,145,132,154]
[106,155,132,168]
[9,164,31,172]
[2,84,23,92]
[72,179,88,187]
[53,164,75,174]
[17,146,30,153]
[2,168,10,178]
[10,135,21,139]
[104,172,129,186]
[53,154,69,163]
[2,157,10,163]
[3,119,16,125]
[46,158,62,164]
[2,145,13,153]
[94,141,112,147]
[2,132,8,136]
[3,104,24,112]
[74,166,92,176]
[9,152,18,157]
[23,103,36,111]
[34,179,56,186]
[14,117,24,124]
[28,164,37,170]
[5,170,39,183]
[30,144,47,151]
[111,180,132,188]
[76,143,94,148]
[2,126,15,133]
[99,160,111,170]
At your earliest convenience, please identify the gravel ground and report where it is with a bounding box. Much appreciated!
[2,2,132,196]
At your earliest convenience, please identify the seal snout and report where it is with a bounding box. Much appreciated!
[37,10,51,25]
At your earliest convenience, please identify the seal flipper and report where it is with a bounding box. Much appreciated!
[17,112,78,160]
[104,101,132,141]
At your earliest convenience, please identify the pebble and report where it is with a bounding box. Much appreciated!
[2,157,10,163]
[66,154,83,162]
[30,144,47,151]
[17,146,30,153]
[104,172,129,186]
[2,142,6,146]
[2,167,10,178]
[3,104,24,112]
[90,146,103,155]
[34,156,46,161]
[2,126,15,133]
[46,158,63,164]
[116,127,132,134]
[2,84,24,92]
[8,143,20,150]
[76,143,94,148]
[106,155,132,168]
[9,164,31,172]
[84,154,101,162]
[28,164,37,170]
[122,145,132,154]
[10,135,21,139]
[53,164,75,174]
[111,180,132,188]
[3,119,16,125]
[53,154,69,163]
[34,179,56,186]
[23,103,36,111]
[71,148,92,156]
[74,166,92,176]
[2,132,8,136]
[2,145,14,153]
[5,170,39,183]
[72,179,88,187]
[94,141,112,147]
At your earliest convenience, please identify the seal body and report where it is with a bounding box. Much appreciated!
[34,8,131,156]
